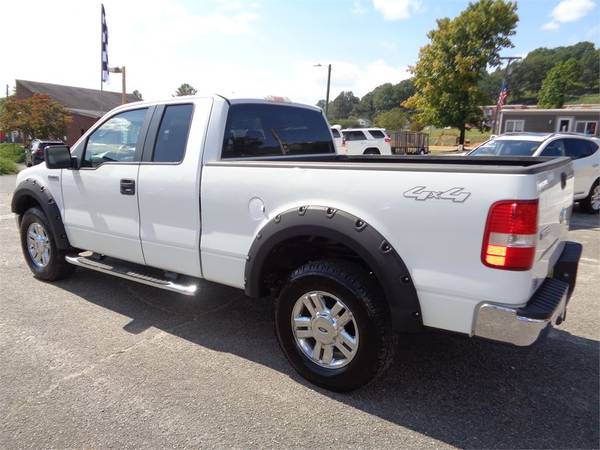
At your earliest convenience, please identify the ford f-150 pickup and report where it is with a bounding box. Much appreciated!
[12,95,582,391]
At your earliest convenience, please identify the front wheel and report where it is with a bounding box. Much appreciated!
[20,207,74,281]
[580,179,600,214]
[275,260,395,392]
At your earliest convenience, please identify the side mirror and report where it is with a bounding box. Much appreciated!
[44,145,74,169]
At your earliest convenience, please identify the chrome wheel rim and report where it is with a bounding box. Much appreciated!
[27,222,51,268]
[591,185,600,211]
[291,290,359,369]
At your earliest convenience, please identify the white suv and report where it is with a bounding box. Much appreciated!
[469,133,600,213]
[341,128,392,155]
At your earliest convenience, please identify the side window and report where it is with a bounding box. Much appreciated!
[368,129,385,139]
[222,104,334,158]
[540,139,566,157]
[83,108,147,167]
[342,131,366,141]
[152,104,193,163]
[564,138,595,159]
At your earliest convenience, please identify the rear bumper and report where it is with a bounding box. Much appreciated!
[472,241,582,346]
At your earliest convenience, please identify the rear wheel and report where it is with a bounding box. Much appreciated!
[20,207,74,281]
[580,179,600,214]
[275,260,395,392]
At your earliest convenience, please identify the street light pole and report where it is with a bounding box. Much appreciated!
[109,66,127,104]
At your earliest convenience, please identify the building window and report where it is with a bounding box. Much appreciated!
[575,121,598,136]
[505,120,524,133]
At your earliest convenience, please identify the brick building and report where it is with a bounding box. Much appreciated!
[15,80,139,146]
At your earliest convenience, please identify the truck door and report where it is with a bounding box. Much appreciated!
[61,107,151,264]
[137,99,212,278]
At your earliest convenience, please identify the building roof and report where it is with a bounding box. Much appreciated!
[484,104,600,113]
[16,79,139,118]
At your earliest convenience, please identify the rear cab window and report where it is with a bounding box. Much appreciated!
[222,104,334,158]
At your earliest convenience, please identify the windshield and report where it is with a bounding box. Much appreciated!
[470,139,541,157]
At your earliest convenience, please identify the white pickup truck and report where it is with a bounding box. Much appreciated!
[13,95,582,391]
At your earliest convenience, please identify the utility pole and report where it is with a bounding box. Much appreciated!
[109,66,127,104]
[314,63,332,117]
[493,56,522,134]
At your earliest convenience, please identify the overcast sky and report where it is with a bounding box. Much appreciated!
[2,0,598,105]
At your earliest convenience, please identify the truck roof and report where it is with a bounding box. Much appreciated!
[109,94,322,113]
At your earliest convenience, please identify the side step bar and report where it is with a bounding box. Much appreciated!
[65,255,198,296]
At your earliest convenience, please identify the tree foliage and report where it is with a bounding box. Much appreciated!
[174,83,197,96]
[404,0,518,143]
[374,108,409,130]
[480,41,599,104]
[0,94,71,144]
[328,91,359,120]
[538,59,582,108]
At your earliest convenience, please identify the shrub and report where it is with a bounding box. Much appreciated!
[0,143,25,163]
[0,157,17,174]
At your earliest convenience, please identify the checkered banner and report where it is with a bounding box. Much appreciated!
[101,4,109,82]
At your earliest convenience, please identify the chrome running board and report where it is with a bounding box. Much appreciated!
[65,255,197,296]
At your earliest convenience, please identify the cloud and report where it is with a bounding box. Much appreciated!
[542,0,596,30]
[372,0,422,20]
[542,21,560,30]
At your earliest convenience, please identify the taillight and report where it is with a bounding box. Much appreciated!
[36,147,44,155]
[384,137,391,143]
[342,137,346,147]
[482,200,538,271]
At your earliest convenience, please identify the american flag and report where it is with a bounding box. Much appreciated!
[101,4,109,83]
[496,80,508,109]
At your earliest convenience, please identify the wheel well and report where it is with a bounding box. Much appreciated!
[363,148,380,155]
[13,194,41,223]
[259,235,377,297]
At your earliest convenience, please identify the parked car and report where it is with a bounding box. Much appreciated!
[26,139,65,167]
[330,125,343,152]
[341,128,392,155]
[468,133,600,213]
[13,96,581,391]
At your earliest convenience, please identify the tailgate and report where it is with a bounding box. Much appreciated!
[533,159,574,281]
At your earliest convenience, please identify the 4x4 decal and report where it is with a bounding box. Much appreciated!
[403,186,471,203]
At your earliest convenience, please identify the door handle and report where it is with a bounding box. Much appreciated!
[120,179,135,195]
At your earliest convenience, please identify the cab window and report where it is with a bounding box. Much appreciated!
[82,108,148,167]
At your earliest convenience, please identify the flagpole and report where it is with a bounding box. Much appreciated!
[100,3,103,91]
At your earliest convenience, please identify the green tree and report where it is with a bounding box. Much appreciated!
[405,0,518,145]
[328,91,359,120]
[174,83,197,96]
[538,59,582,108]
[0,94,71,145]
[374,108,409,130]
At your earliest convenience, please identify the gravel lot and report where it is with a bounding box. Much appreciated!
[0,173,598,449]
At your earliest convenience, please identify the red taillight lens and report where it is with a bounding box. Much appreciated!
[384,137,391,143]
[482,200,538,271]
[342,137,346,147]
[36,148,44,155]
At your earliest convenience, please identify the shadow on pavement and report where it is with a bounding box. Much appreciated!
[570,208,600,231]
[55,269,599,449]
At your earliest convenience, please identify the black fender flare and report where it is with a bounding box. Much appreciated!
[244,205,422,332]
[11,178,72,250]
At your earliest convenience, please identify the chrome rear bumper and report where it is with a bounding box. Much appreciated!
[472,241,582,347]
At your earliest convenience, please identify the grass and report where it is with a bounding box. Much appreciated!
[424,127,491,147]
[0,143,26,175]
[565,93,600,105]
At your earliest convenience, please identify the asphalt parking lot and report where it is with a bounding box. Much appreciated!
[0,173,598,449]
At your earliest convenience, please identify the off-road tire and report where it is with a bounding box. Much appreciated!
[19,207,74,281]
[275,259,396,392]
